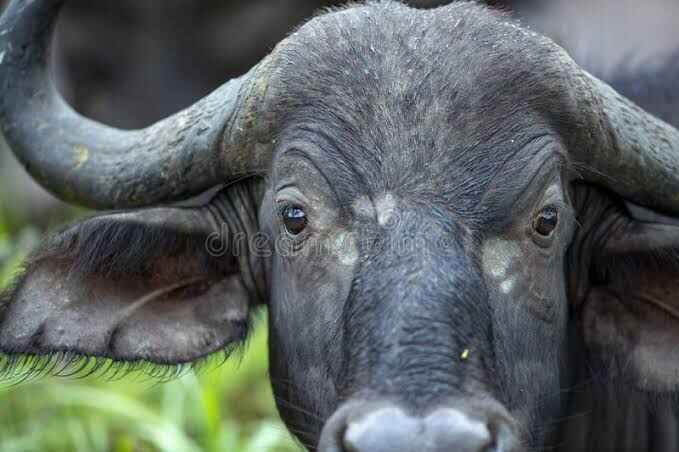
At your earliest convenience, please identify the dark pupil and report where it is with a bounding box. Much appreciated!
[283,206,307,235]
[535,207,558,236]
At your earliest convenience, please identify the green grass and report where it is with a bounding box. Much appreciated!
[0,209,302,452]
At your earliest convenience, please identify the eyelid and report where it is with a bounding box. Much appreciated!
[275,187,309,208]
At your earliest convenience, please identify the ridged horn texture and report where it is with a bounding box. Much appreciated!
[0,0,276,209]
[2,1,678,213]
[563,56,679,215]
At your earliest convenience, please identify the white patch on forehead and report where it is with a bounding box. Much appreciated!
[352,196,374,218]
[333,231,359,266]
[314,203,341,230]
[375,192,397,226]
[544,183,562,199]
[482,237,522,281]
[500,277,517,294]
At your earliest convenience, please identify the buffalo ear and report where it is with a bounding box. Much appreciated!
[0,185,263,371]
[582,203,679,392]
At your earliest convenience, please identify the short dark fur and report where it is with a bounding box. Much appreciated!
[25,218,225,280]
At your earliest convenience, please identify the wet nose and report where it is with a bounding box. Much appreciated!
[343,407,490,452]
[319,403,513,452]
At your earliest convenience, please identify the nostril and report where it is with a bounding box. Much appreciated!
[319,402,518,452]
[343,407,420,452]
[340,406,499,452]
[425,408,492,452]
[488,420,519,452]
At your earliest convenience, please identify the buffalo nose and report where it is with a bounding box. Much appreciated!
[342,407,493,452]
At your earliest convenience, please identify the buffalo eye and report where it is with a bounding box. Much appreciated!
[533,206,559,237]
[281,205,308,235]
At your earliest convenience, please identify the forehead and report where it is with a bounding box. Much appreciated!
[272,1,572,218]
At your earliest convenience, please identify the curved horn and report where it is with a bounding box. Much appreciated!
[562,56,679,215]
[0,0,275,209]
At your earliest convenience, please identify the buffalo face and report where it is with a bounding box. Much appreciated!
[262,33,576,445]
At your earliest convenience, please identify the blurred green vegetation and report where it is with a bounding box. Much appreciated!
[0,199,301,452]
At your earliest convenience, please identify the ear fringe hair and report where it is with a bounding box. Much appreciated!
[0,340,247,388]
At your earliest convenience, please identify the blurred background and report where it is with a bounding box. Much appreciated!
[0,0,677,451]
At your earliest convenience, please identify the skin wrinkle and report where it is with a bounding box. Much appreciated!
[480,133,556,202]
[502,143,560,209]
[275,147,344,206]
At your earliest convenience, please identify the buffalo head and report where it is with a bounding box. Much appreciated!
[2,1,679,451]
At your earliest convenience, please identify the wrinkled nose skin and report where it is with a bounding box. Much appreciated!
[319,404,514,452]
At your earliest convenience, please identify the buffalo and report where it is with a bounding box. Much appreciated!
[2,1,679,451]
